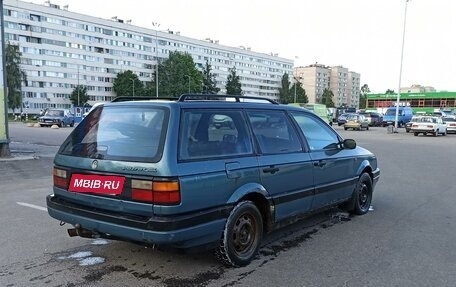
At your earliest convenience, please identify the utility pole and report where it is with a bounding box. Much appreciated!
[152,22,160,97]
[0,0,11,157]
[77,64,80,107]
[394,0,410,130]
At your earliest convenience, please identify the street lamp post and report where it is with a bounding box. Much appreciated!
[130,78,135,97]
[152,22,160,97]
[294,77,297,103]
[186,75,191,93]
[394,0,410,130]
[77,64,80,106]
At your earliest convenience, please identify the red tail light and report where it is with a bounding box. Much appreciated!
[131,179,180,205]
[53,168,68,189]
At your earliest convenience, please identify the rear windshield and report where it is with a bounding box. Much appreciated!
[59,106,169,162]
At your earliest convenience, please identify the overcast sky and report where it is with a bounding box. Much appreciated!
[27,0,456,93]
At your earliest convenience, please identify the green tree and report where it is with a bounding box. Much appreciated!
[359,84,371,109]
[158,51,202,97]
[113,70,144,97]
[278,73,292,103]
[201,61,220,94]
[291,79,308,104]
[225,67,242,95]
[321,88,335,107]
[385,89,395,95]
[5,43,27,113]
[70,85,89,106]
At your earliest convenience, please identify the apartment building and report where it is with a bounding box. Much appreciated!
[294,64,361,108]
[3,0,293,114]
[293,64,330,103]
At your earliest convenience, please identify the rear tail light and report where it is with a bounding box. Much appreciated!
[53,168,68,189]
[131,179,180,205]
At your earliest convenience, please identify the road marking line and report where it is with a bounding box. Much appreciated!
[17,202,47,212]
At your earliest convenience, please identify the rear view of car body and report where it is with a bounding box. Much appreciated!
[443,116,456,134]
[46,96,380,266]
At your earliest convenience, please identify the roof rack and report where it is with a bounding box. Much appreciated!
[178,93,279,104]
[111,96,178,102]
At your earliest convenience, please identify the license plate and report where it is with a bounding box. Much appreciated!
[69,174,125,195]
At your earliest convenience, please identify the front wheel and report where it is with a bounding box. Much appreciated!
[349,173,373,215]
[214,201,263,267]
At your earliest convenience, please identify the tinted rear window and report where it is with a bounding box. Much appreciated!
[59,106,169,162]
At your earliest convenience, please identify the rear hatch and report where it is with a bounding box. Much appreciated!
[52,103,178,218]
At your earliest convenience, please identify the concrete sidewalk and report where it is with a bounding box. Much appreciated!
[0,141,58,161]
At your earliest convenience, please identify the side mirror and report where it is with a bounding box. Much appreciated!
[343,139,356,149]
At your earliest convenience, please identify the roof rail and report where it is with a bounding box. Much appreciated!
[177,93,278,104]
[111,96,178,102]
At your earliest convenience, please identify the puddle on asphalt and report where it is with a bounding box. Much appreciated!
[56,239,110,266]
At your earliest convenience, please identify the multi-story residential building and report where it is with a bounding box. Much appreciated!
[347,71,360,108]
[293,63,330,103]
[294,64,361,108]
[3,0,293,114]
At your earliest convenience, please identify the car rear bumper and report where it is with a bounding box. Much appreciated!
[410,129,436,133]
[47,194,230,248]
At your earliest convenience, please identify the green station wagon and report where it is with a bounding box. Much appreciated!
[47,94,380,267]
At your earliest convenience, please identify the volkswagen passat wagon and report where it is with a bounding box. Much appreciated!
[47,94,380,267]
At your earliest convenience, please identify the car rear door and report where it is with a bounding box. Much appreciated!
[246,110,314,222]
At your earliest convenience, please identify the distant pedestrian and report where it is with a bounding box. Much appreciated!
[20,112,25,121]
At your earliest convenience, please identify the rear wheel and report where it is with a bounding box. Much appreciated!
[214,201,263,267]
[414,132,418,136]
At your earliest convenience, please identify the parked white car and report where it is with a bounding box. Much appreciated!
[410,116,447,136]
[443,116,456,134]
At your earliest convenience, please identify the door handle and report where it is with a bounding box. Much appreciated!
[313,160,326,167]
[263,166,279,174]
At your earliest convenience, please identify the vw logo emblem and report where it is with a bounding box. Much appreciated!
[92,160,99,170]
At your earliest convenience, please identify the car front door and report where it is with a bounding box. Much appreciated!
[290,111,357,210]
[246,110,314,222]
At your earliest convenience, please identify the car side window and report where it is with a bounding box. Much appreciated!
[290,112,340,151]
[179,110,252,160]
[246,110,302,154]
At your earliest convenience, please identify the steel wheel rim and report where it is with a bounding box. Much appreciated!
[231,213,258,257]
[358,182,370,210]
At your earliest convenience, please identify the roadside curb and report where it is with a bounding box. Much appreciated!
[0,150,39,162]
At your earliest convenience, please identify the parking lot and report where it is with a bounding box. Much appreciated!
[1,123,456,287]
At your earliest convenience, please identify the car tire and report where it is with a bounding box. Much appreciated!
[344,127,348,130]
[214,201,263,267]
[70,121,74,127]
[414,132,418,136]
[349,173,373,215]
